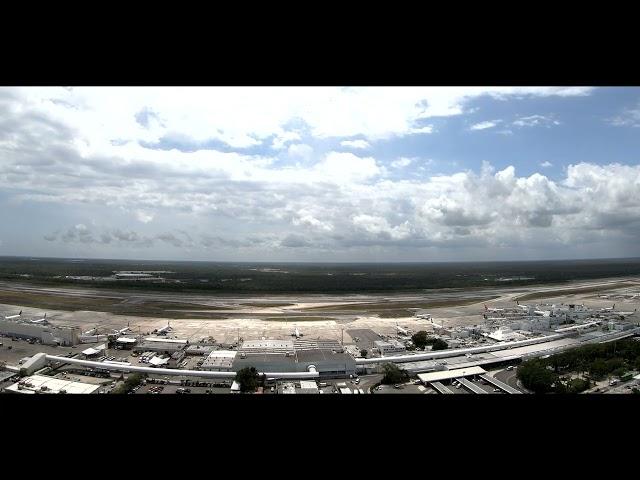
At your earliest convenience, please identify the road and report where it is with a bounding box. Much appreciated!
[493,368,526,393]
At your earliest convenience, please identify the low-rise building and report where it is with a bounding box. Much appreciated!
[5,374,101,394]
[201,350,237,371]
[374,339,406,356]
[0,317,80,346]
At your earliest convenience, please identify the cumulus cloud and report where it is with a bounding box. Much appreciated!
[6,86,640,261]
[340,139,370,149]
[391,157,415,168]
[280,234,311,248]
[287,143,313,160]
[540,161,553,168]
[609,103,640,127]
[470,120,501,131]
[513,114,560,128]
[135,210,155,223]
[408,125,433,135]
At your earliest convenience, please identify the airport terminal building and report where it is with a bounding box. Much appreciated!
[231,339,356,378]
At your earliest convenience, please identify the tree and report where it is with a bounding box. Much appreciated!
[431,338,448,351]
[381,363,408,385]
[360,349,368,358]
[411,331,429,349]
[112,372,145,394]
[235,366,260,393]
[517,360,557,393]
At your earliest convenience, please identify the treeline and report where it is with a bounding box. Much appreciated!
[3,257,640,294]
[517,339,640,393]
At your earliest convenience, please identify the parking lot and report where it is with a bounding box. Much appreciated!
[0,334,77,364]
[347,329,384,351]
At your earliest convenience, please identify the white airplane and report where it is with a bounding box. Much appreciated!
[5,310,22,320]
[113,322,131,335]
[484,304,504,313]
[156,321,172,335]
[396,325,409,336]
[600,304,615,312]
[416,313,432,320]
[84,327,98,336]
[291,327,303,338]
[31,313,48,324]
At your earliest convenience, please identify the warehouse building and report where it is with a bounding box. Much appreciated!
[5,374,101,394]
[233,340,356,378]
[298,380,319,394]
[374,339,406,356]
[115,336,137,349]
[0,317,80,346]
[185,344,217,356]
[82,344,107,358]
[201,350,237,371]
[133,340,187,355]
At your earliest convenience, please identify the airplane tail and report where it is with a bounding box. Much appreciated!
[484,304,488,310]
[19,310,22,315]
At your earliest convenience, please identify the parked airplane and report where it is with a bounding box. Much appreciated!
[600,304,615,312]
[83,326,98,336]
[156,321,172,335]
[4,310,22,320]
[31,313,47,324]
[113,321,131,335]
[290,327,303,338]
[396,324,409,336]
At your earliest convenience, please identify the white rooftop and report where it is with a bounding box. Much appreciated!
[6,374,101,394]
[149,356,169,366]
[116,336,137,343]
[206,350,237,359]
[144,337,187,344]
[417,366,486,384]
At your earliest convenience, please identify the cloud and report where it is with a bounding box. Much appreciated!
[609,103,640,127]
[408,125,433,135]
[340,139,370,149]
[312,151,381,184]
[287,143,313,160]
[280,234,311,248]
[540,161,553,168]
[513,114,560,128]
[29,161,640,258]
[3,87,592,150]
[271,130,301,149]
[135,210,155,223]
[470,120,501,131]
[8,86,640,261]
[134,107,163,129]
[391,157,415,168]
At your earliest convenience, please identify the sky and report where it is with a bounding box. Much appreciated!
[1,86,640,263]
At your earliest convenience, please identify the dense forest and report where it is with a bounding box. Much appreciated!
[1,256,640,294]
[517,339,640,393]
